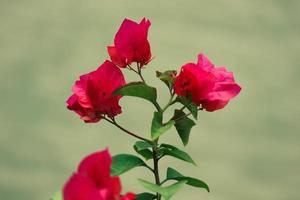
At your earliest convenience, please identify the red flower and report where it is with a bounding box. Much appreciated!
[174,53,241,111]
[66,60,125,122]
[63,149,135,200]
[108,18,151,68]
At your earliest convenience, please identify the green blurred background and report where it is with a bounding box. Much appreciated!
[1,0,299,199]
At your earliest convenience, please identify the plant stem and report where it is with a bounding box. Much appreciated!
[180,105,186,111]
[173,112,192,122]
[152,140,161,200]
[173,107,203,122]
[153,101,162,113]
[150,92,176,200]
[127,63,146,83]
[137,63,146,83]
[161,92,175,113]
[102,117,151,142]
[127,64,139,73]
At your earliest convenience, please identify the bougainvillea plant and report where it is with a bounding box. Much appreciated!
[51,18,241,200]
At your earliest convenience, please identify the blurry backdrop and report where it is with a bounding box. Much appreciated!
[1,0,299,199]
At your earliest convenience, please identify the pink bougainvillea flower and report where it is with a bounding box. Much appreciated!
[66,60,126,122]
[108,18,152,68]
[174,53,241,111]
[63,149,135,200]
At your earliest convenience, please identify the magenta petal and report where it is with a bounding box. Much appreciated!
[78,149,112,188]
[114,19,138,63]
[66,60,126,122]
[197,53,214,70]
[63,173,100,200]
[212,66,235,82]
[139,18,151,38]
[202,82,241,111]
[121,192,136,200]
[92,60,126,93]
[72,74,92,109]
[174,53,241,111]
[114,18,151,65]
[107,46,127,68]
[66,94,82,115]
[205,82,241,101]
[66,94,100,123]
[202,100,229,112]
[88,61,125,117]
[63,149,136,200]
[97,177,122,200]
[109,176,122,198]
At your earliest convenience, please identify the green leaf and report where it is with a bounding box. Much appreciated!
[151,112,175,140]
[139,179,187,200]
[111,154,147,176]
[173,110,196,146]
[166,167,210,192]
[160,144,196,165]
[113,82,157,104]
[156,70,177,89]
[134,141,153,151]
[50,191,62,200]
[135,192,156,200]
[134,141,153,160]
[134,148,153,160]
[175,96,198,120]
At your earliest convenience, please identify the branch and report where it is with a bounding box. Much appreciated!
[152,140,162,200]
[102,116,151,142]
[173,107,203,122]
[127,63,146,83]
[161,92,175,113]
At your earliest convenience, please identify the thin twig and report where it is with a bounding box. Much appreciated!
[137,63,146,83]
[161,92,175,113]
[102,116,150,142]
[173,107,203,122]
[174,112,192,122]
[180,105,186,111]
[153,101,162,113]
[152,140,161,200]
[126,63,146,83]
[127,64,139,73]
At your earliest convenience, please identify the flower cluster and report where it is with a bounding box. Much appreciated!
[107,18,151,68]
[61,17,242,200]
[174,54,241,111]
[67,18,240,123]
[67,18,152,123]
[63,149,135,200]
[67,61,126,123]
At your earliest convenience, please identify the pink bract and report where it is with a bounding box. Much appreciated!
[108,18,151,68]
[63,149,135,200]
[66,60,126,122]
[174,53,241,111]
